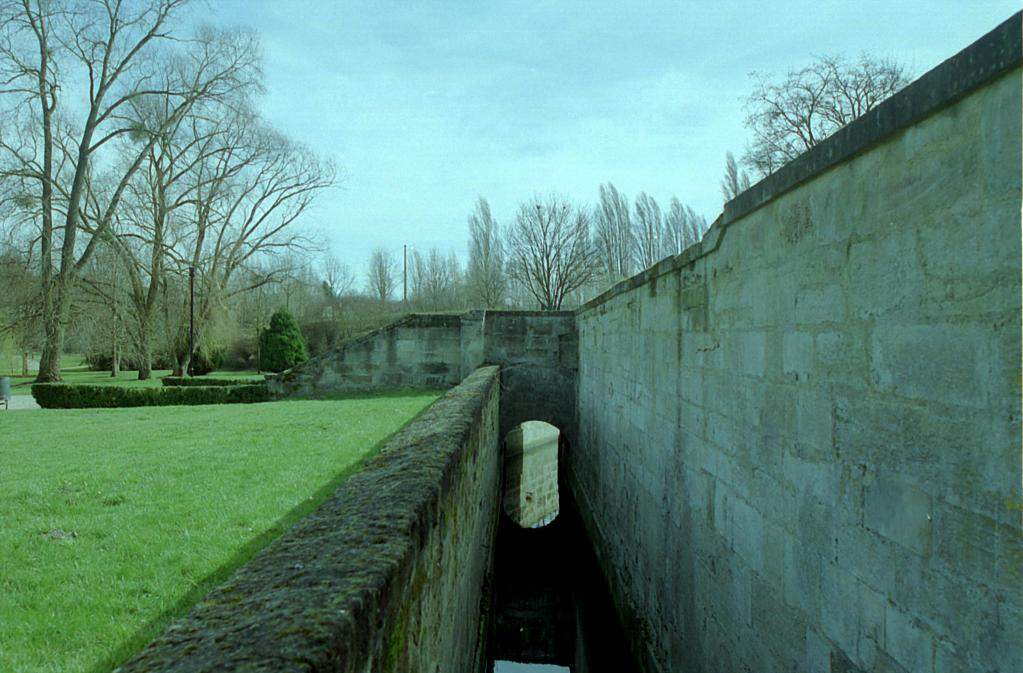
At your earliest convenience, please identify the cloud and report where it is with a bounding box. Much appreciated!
[203,0,1021,279]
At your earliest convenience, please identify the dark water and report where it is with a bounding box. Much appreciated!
[485,492,639,673]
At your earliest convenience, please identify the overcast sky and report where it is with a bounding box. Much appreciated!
[200,1,1019,284]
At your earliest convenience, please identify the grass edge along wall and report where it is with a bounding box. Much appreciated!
[0,391,441,673]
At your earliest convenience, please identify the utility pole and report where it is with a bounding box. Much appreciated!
[255,284,263,373]
[188,266,195,377]
[402,244,408,305]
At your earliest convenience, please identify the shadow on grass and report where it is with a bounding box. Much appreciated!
[89,394,442,673]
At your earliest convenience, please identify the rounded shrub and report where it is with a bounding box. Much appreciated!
[258,309,309,373]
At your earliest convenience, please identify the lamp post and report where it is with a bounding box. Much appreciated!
[188,266,195,376]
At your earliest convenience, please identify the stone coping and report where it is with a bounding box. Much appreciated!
[578,11,1022,314]
[116,366,500,672]
[483,309,575,318]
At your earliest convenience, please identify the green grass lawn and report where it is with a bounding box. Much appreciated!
[0,353,84,375]
[0,392,440,672]
[4,357,263,396]
[2,354,88,391]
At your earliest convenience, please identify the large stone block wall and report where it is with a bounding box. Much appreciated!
[502,421,561,528]
[277,313,465,395]
[118,367,502,673]
[277,309,578,446]
[484,311,577,444]
[571,21,1021,673]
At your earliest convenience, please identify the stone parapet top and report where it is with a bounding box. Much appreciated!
[578,11,1022,315]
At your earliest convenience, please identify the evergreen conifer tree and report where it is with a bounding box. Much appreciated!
[258,309,309,372]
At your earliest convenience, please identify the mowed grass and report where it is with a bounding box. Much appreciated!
[0,392,440,673]
[0,353,84,376]
[4,355,91,393]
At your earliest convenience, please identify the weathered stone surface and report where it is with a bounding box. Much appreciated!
[273,313,465,395]
[483,311,577,444]
[571,16,1021,673]
[272,309,578,446]
[116,367,502,673]
[125,15,1022,673]
[502,420,560,528]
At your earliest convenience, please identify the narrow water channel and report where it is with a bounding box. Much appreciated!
[485,491,639,673]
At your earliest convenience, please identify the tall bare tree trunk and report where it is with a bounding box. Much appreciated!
[137,355,151,379]
[36,309,63,382]
[136,319,153,380]
[255,323,261,373]
[171,353,185,377]
[33,10,57,383]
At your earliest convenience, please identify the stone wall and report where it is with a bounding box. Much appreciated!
[503,421,561,528]
[483,311,577,444]
[571,16,1021,673]
[148,18,1022,673]
[276,309,579,446]
[117,366,502,673]
[276,313,465,396]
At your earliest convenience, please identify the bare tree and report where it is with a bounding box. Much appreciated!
[466,197,505,308]
[593,182,633,282]
[103,116,206,379]
[506,194,595,311]
[721,151,751,201]
[367,247,396,302]
[409,247,460,311]
[319,252,353,320]
[444,250,464,309]
[97,52,259,379]
[742,53,910,177]
[0,244,40,374]
[664,198,707,254]
[172,118,333,375]
[0,0,257,380]
[103,105,331,379]
[0,0,60,377]
[76,243,130,376]
[633,191,665,270]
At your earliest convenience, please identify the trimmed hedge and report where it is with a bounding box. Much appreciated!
[32,383,273,409]
[161,376,260,387]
